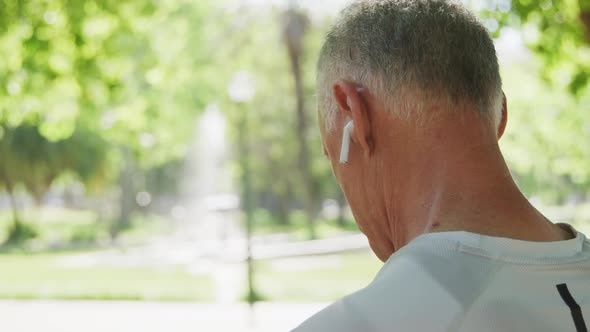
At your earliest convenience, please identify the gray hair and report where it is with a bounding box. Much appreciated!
[317,0,503,131]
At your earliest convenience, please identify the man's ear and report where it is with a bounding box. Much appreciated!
[332,80,373,156]
[497,93,508,140]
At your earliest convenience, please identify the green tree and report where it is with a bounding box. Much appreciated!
[217,4,342,237]
[0,122,109,244]
[511,0,590,96]
[0,0,223,236]
[500,62,590,204]
[473,1,590,203]
[0,125,25,242]
[479,0,590,96]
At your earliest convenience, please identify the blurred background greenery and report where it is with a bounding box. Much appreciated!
[0,0,588,306]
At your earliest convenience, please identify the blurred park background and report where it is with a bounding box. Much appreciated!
[0,0,589,331]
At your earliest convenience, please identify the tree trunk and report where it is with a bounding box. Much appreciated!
[291,52,317,238]
[63,186,76,209]
[581,10,590,43]
[32,188,44,207]
[337,190,347,228]
[6,186,21,231]
[283,9,317,239]
[275,182,293,226]
[112,147,135,237]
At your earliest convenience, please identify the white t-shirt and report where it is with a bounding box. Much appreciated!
[293,224,590,332]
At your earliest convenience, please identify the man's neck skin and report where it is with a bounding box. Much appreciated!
[375,108,572,257]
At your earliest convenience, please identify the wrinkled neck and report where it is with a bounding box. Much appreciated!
[380,114,565,252]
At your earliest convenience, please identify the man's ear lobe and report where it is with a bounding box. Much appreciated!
[332,80,373,156]
[497,93,508,139]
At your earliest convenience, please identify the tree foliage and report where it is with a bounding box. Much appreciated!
[0,0,226,240]
[0,0,220,164]
[500,61,590,203]
[216,4,340,232]
[514,0,590,96]
[481,0,590,96]
[489,0,590,202]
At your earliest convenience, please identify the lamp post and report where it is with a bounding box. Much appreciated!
[228,71,257,305]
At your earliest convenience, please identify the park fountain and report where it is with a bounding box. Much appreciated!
[110,73,257,303]
[174,103,246,303]
[177,104,241,252]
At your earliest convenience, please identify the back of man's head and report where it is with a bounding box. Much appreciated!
[317,0,502,131]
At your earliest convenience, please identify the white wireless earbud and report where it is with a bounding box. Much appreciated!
[339,120,355,164]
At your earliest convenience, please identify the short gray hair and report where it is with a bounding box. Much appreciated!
[317,0,503,131]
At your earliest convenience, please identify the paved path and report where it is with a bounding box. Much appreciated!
[0,300,327,332]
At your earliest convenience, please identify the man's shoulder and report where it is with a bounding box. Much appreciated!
[291,294,372,332]
[292,250,461,331]
[292,240,495,331]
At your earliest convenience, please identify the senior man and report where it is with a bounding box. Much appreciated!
[293,0,590,331]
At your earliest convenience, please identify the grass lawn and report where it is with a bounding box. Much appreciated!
[0,252,214,301]
[0,250,382,302]
[256,251,382,302]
